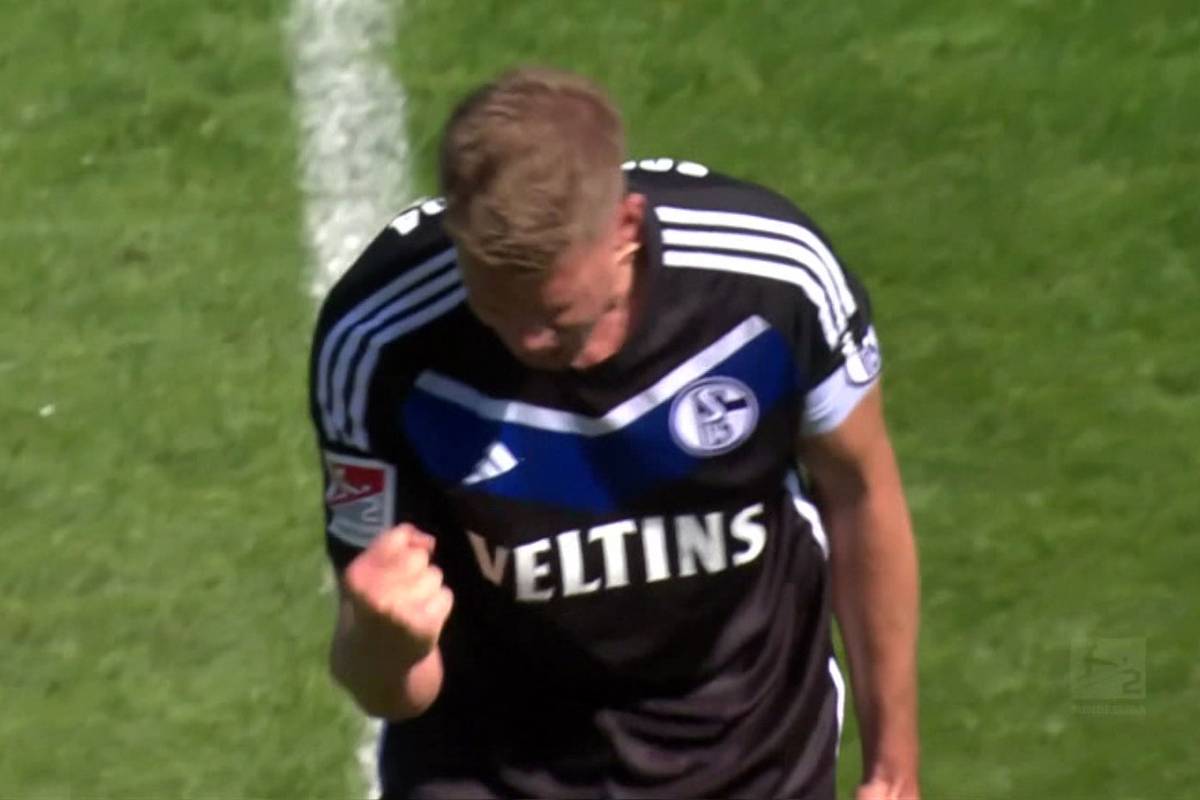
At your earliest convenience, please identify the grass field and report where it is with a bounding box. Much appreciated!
[3,1,1198,798]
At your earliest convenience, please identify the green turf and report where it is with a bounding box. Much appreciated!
[0,1,360,797]
[2,0,1198,798]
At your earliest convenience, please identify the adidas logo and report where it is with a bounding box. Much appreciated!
[462,441,520,485]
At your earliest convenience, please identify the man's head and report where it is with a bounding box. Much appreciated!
[439,67,645,370]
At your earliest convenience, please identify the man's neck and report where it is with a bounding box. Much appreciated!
[570,244,646,370]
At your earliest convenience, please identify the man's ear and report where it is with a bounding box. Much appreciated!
[617,192,647,245]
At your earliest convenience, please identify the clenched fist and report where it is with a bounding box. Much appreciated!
[343,524,455,670]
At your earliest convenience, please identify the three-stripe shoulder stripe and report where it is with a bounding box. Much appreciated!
[654,206,857,349]
[316,245,465,449]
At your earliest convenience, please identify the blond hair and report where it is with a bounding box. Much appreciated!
[438,67,627,275]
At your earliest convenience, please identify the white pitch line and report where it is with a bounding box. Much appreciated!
[286,0,413,796]
[288,0,412,298]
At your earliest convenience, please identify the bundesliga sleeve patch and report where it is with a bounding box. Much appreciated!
[323,451,396,547]
[842,326,882,386]
[804,326,883,435]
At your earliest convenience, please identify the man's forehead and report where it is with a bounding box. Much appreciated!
[464,268,553,317]
[466,241,601,289]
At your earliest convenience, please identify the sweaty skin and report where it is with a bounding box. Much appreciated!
[801,383,921,799]
[332,526,452,719]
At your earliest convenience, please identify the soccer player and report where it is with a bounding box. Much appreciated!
[310,68,920,799]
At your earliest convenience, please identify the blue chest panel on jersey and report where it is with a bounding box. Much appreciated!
[400,322,799,514]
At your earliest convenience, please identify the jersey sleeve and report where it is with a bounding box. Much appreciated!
[307,224,446,573]
[793,223,883,436]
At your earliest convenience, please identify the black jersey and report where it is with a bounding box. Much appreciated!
[309,159,882,800]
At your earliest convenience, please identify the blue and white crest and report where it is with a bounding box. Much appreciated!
[669,377,759,457]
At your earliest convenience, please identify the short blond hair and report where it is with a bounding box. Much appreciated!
[438,67,627,275]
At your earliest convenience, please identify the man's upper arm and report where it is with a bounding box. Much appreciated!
[306,202,467,573]
[790,221,883,441]
[800,382,896,502]
[308,244,439,573]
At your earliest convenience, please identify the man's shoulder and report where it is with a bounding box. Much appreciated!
[314,198,461,340]
[627,157,815,226]
[309,199,468,452]
[632,157,845,294]
[633,158,865,359]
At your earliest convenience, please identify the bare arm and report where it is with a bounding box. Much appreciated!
[329,525,454,721]
[330,585,445,720]
[800,382,920,798]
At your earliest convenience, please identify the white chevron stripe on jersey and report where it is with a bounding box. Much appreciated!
[316,245,457,438]
[346,285,468,450]
[654,205,857,322]
[828,656,846,755]
[660,227,850,335]
[415,314,771,436]
[785,470,829,558]
[328,267,462,441]
[662,249,841,348]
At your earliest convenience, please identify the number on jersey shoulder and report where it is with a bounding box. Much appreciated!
[389,197,447,237]
[623,157,710,177]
